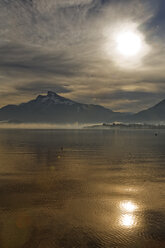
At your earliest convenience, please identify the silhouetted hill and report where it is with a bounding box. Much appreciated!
[1,92,164,124]
[0,91,124,124]
[131,98,165,122]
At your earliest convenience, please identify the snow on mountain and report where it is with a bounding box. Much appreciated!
[35,91,76,105]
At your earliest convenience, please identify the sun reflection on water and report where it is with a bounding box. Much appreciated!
[119,200,138,228]
[120,201,138,212]
[120,214,136,228]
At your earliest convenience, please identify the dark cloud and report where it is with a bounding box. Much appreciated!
[0,43,83,77]
[15,81,71,94]
[94,90,165,111]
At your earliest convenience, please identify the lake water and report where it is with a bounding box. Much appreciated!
[0,129,164,248]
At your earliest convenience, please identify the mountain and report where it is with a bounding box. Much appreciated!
[0,91,124,124]
[1,91,164,124]
[130,99,165,123]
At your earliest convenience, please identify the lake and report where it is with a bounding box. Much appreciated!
[0,129,164,248]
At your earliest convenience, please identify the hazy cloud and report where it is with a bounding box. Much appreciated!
[0,0,165,111]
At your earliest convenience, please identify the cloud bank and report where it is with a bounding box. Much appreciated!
[0,0,165,112]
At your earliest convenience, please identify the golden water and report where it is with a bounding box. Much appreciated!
[0,129,164,248]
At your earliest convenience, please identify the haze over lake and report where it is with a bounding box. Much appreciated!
[0,129,164,248]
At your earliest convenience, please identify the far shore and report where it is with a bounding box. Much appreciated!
[0,121,165,130]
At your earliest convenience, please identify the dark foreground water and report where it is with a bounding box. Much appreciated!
[0,129,164,248]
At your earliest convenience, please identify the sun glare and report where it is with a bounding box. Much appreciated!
[116,31,142,57]
[120,214,136,228]
[119,201,138,228]
[103,22,150,68]
[120,201,138,212]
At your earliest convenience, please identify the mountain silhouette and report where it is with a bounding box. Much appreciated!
[130,98,165,122]
[0,92,164,124]
[0,91,123,123]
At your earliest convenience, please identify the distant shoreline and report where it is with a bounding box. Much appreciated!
[0,122,165,130]
[84,122,165,130]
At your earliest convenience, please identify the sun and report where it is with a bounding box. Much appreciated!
[103,22,150,68]
[116,31,142,57]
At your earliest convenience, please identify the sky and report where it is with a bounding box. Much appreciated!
[0,0,165,112]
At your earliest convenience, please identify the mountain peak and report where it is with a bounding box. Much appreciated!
[47,91,59,97]
[34,91,76,106]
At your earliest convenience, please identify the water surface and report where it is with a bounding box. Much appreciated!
[0,129,164,248]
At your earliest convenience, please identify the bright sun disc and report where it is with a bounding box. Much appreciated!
[116,31,142,57]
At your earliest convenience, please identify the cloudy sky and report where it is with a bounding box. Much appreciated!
[0,0,165,112]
